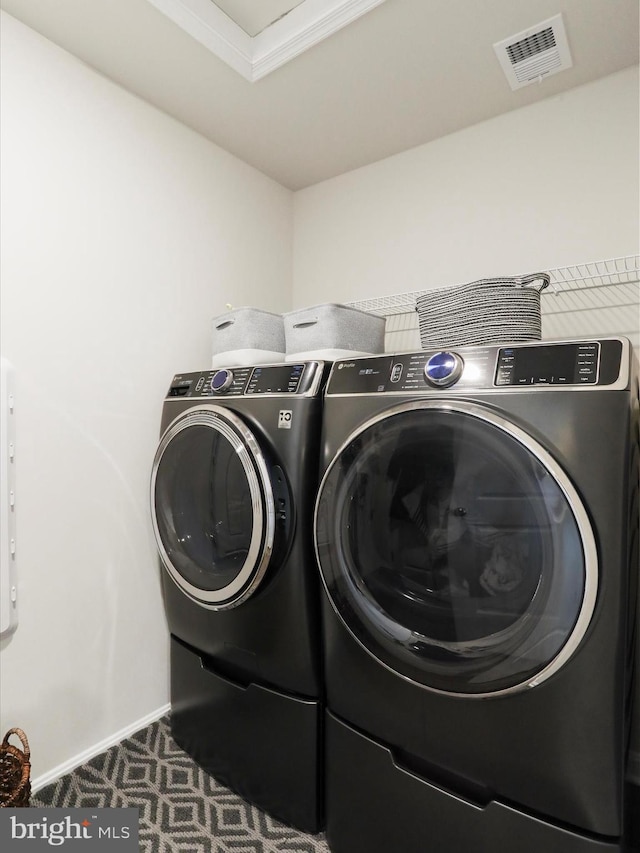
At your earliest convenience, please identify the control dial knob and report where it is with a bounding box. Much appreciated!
[211,369,234,393]
[424,351,464,387]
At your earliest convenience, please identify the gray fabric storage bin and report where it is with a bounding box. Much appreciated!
[211,307,285,354]
[284,303,386,356]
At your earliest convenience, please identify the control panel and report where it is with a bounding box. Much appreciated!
[495,342,599,386]
[326,339,625,395]
[167,362,321,399]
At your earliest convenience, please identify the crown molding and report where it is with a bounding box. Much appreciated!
[146,0,387,81]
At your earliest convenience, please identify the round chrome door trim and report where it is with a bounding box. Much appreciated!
[314,398,599,698]
[151,405,275,610]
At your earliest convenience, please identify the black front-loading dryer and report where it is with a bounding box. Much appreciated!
[314,339,638,852]
[151,360,328,832]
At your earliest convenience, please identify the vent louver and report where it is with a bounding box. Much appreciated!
[494,14,572,91]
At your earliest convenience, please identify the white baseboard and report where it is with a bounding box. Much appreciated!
[31,703,170,793]
[628,749,640,787]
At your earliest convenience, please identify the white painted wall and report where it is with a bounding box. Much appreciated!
[0,12,292,786]
[293,67,639,302]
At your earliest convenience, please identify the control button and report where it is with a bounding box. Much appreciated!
[424,352,464,387]
[390,363,403,383]
[211,369,234,393]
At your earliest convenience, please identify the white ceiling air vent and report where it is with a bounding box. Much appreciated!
[493,14,573,91]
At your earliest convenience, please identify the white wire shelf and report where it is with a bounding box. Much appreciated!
[346,254,640,316]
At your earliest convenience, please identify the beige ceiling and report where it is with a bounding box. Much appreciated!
[214,0,305,36]
[1,0,638,190]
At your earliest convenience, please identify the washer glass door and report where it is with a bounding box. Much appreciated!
[315,401,597,696]
[151,406,275,609]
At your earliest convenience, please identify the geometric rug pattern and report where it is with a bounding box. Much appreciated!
[32,716,330,852]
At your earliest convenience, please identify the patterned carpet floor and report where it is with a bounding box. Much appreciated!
[32,716,330,852]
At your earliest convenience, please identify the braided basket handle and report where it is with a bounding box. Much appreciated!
[512,272,551,291]
[3,728,30,762]
[473,272,550,291]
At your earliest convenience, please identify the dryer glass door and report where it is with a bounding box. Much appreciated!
[151,406,276,609]
[315,401,597,696]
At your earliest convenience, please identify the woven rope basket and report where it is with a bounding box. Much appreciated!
[416,273,551,349]
[0,728,31,807]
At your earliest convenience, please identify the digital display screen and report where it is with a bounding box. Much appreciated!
[247,364,304,394]
[496,343,598,386]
